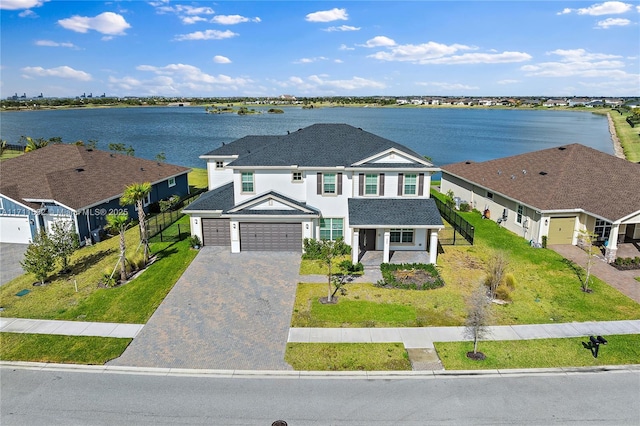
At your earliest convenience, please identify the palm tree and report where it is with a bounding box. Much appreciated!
[106,212,129,283]
[21,136,49,152]
[121,182,152,264]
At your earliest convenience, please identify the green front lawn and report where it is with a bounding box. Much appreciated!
[0,333,131,364]
[435,334,640,370]
[299,255,352,275]
[285,343,411,371]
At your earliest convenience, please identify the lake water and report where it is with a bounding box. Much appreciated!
[0,106,613,169]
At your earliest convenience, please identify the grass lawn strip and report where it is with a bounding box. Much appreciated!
[435,334,640,370]
[285,343,411,371]
[0,333,131,364]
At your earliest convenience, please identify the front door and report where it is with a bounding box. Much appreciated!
[359,229,376,251]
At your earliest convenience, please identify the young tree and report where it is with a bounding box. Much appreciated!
[318,238,350,303]
[155,151,166,163]
[49,221,80,273]
[20,231,56,285]
[106,212,130,283]
[108,143,135,156]
[464,281,493,359]
[485,251,509,300]
[121,182,152,264]
[578,229,599,293]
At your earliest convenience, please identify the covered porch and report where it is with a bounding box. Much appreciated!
[347,198,444,265]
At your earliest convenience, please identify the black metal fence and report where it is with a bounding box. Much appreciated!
[152,224,188,242]
[145,190,204,239]
[434,197,475,245]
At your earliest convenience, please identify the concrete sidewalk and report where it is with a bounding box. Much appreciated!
[0,317,143,338]
[288,320,640,348]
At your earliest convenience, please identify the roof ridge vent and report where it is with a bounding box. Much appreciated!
[539,171,548,176]
[75,168,84,172]
[558,146,567,151]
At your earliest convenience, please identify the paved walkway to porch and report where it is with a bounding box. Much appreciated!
[550,244,640,304]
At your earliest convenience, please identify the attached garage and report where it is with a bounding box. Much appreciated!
[547,217,576,245]
[0,216,32,244]
[202,218,231,246]
[240,223,302,251]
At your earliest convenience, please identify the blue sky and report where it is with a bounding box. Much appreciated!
[1,1,639,98]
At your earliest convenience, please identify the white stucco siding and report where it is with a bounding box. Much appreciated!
[207,159,234,190]
[353,172,432,198]
[234,170,308,204]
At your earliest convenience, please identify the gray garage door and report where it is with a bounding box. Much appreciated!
[240,223,302,251]
[202,219,231,246]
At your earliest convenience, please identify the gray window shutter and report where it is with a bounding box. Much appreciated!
[317,172,322,195]
[418,173,424,196]
[397,173,404,196]
[358,173,364,196]
[379,173,385,196]
[337,172,343,195]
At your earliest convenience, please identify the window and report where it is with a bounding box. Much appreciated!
[241,172,254,193]
[292,171,303,182]
[215,161,224,169]
[404,174,417,195]
[323,173,336,194]
[594,219,612,240]
[143,193,151,207]
[516,205,524,224]
[319,218,343,241]
[168,177,176,187]
[487,191,494,200]
[390,229,414,243]
[365,174,378,195]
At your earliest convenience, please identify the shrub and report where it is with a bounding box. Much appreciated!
[302,237,350,260]
[495,284,512,301]
[338,260,363,274]
[542,235,548,248]
[127,253,147,271]
[504,273,517,290]
[459,202,471,212]
[188,235,201,248]
[378,263,445,290]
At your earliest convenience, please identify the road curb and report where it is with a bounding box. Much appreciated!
[2,361,639,379]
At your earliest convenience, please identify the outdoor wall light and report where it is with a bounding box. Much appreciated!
[194,219,198,225]
[233,223,237,229]
[545,219,549,226]
[305,224,309,229]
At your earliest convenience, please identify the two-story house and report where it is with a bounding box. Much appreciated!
[184,124,444,264]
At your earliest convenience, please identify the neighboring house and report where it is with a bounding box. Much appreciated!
[184,124,444,264]
[440,144,640,262]
[0,144,190,244]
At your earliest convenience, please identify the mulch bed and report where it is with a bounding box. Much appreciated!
[466,351,486,361]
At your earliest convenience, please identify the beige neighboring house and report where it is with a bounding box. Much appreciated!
[440,144,640,262]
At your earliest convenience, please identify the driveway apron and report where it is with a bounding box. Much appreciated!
[1,243,29,286]
[109,247,301,370]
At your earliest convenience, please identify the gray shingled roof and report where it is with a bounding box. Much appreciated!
[204,124,430,168]
[441,143,640,222]
[230,191,320,215]
[0,144,190,211]
[348,198,443,227]
[183,182,235,212]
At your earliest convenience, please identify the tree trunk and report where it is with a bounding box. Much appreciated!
[119,229,127,283]
[327,259,332,303]
[137,200,149,263]
[473,333,478,354]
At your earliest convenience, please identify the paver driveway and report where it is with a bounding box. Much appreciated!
[109,247,301,370]
[1,243,28,286]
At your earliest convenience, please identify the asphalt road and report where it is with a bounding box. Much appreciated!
[2,367,639,425]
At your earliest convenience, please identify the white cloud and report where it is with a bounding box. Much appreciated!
[21,65,91,81]
[182,16,207,25]
[271,74,384,94]
[305,8,348,23]
[558,1,633,16]
[294,57,329,64]
[521,48,631,79]
[58,12,131,36]
[0,0,45,10]
[339,44,355,51]
[423,51,532,65]
[154,4,215,16]
[135,63,250,87]
[368,41,473,62]
[362,36,396,48]
[211,15,260,25]
[596,17,631,27]
[497,79,520,85]
[324,25,360,32]
[19,9,36,17]
[173,29,238,41]
[213,55,231,64]
[35,40,78,48]
[416,82,479,91]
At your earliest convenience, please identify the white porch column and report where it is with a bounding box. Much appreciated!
[604,224,620,263]
[383,230,390,263]
[352,229,359,264]
[429,229,439,264]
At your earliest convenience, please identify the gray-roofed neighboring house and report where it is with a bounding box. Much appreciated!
[184,123,444,264]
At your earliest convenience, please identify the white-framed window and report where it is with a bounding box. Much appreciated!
[143,193,151,207]
[323,173,336,194]
[319,218,343,241]
[215,161,224,169]
[365,174,378,195]
[594,219,612,240]
[516,205,524,224]
[241,172,254,193]
[404,174,417,195]
[292,171,303,182]
[168,177,176,187]
[390,228,414,243]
